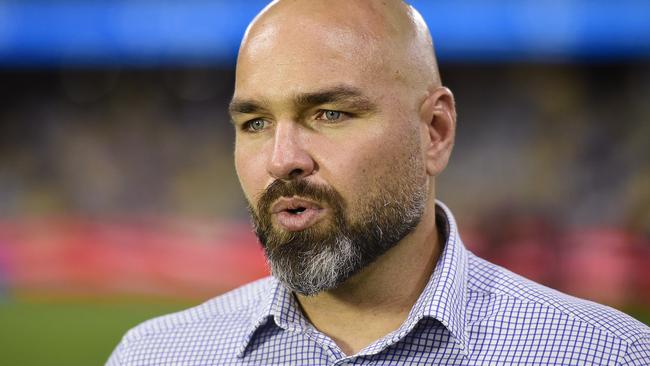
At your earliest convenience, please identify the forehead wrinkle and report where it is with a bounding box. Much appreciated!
[231,86,378,119]
[237,0,440,114]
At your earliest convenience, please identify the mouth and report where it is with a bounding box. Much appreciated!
[270,197,326,231]
[285,207,307,214]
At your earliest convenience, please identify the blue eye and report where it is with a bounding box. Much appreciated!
[324,110,341,120]
[317,110,343,121]
[247,119,266,132]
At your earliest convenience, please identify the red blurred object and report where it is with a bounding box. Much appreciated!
[0,217,648,308]
[0,217,269,299]
[560,228,648,308]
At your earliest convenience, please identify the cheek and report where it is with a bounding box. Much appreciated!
[322,122,416,199]
[234,142,268,204]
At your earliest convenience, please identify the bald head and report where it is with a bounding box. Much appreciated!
[232,0,457,299]
[237,0,440,96]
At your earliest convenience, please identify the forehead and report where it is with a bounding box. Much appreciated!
[234,18,391,104]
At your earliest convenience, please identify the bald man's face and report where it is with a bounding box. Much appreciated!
[229,1,433,294]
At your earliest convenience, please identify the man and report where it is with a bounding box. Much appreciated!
[107,1,649,365]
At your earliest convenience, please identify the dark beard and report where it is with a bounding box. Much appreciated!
[249,174,426,296]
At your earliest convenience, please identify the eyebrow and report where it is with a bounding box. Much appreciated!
[228,85,377,117]
[294,86,376,111]
[228,100,268,115]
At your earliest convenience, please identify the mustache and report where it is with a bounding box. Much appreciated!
[257,179,345,215]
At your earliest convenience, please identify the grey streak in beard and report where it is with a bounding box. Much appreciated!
[248,150,427,296]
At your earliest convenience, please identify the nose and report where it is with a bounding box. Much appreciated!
[267,122,316,180]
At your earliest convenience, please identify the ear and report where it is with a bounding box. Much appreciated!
[419,87,456,177]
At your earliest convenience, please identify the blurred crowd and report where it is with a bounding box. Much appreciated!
[0,64,648,306]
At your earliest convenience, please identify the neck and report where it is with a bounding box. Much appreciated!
[295,200,442,355]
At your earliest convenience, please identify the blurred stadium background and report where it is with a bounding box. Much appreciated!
[0,1,649,365]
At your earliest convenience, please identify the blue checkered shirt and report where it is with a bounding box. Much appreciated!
[107,202,650,365]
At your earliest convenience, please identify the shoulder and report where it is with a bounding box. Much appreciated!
[123,276,273,340]
[107,277,275,364]
[466,253,649,346]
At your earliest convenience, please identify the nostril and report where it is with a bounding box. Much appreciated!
[288,168,304,178]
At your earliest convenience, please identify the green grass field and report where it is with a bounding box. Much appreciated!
[0,299,194,366]
[1,299,648,366]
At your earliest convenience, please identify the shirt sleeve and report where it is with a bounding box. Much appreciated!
[105,338,126,366]
[620,333,650,366]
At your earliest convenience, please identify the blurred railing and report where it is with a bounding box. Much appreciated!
[1,217,647,308]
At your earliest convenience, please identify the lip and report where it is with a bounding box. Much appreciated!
[271,197,323,214]
[270,197,326,231]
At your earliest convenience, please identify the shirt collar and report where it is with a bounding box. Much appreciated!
[236,277,303,357]
[407,200,470,354]
[237,200,469,358]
